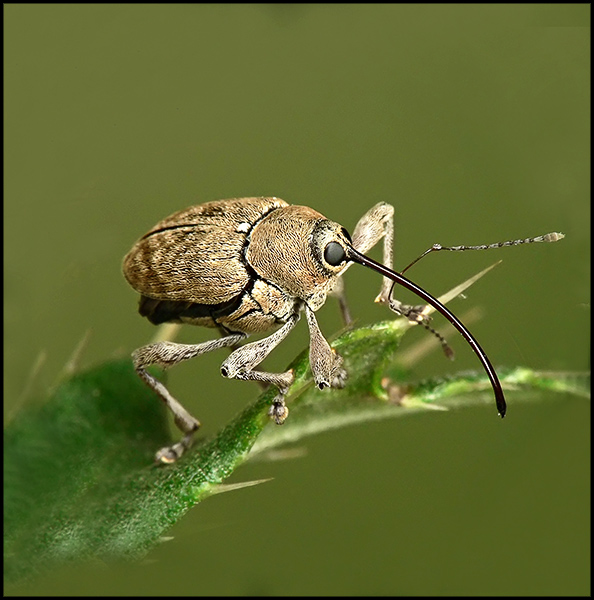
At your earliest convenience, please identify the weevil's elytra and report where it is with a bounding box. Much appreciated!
[123,196,564,463]
[124,197,290,328]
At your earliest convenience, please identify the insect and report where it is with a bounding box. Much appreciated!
[123,197,563,463]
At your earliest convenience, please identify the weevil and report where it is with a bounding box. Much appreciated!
[123,197,563,463]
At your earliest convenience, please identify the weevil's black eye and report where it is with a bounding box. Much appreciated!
[324,241,346,266]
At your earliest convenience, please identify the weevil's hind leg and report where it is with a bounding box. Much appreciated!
[305,305,347,390]
[220,313,300,425]
[133,333,245,463]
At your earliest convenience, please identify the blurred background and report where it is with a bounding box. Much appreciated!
[4,4,589,595]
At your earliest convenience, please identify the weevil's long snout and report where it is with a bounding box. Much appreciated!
[345,244,507,418]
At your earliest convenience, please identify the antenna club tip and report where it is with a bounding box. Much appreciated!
[498,410,506,419]
[544,232,565,242]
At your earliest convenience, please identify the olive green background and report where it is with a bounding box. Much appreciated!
[4,4,589,596]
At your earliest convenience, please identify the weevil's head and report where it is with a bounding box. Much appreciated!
[247,204,507,418]
[246,205,351,310]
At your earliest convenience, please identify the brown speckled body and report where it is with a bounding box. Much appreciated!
[123,197,350,335]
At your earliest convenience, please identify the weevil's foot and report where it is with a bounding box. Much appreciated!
[154,433,194,464]
[155,443,185,464]
[328,350,347,389]
[268,400,289,425]
[312,349,348,390]
[331,366,348,389]
[374,291,391,306]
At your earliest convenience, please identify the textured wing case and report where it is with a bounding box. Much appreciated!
[123,197,287,305]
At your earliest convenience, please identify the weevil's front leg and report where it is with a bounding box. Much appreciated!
[305,304,347,390]
[351,202,426,322]
[331,202,396,326]
[220,313,300,425]
[351,202,395,305]
[133,333,245,463]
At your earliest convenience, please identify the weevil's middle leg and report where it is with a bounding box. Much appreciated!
[220,314,300,425]
[133,333,245,463]
[218,325,269,392]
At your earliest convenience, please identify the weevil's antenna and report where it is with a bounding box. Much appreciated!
[400,232,565,275]
[346,245,506,418]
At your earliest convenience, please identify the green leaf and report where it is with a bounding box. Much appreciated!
[4,317,589,585]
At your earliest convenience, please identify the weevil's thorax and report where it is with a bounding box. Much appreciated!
[245,206,350,311]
